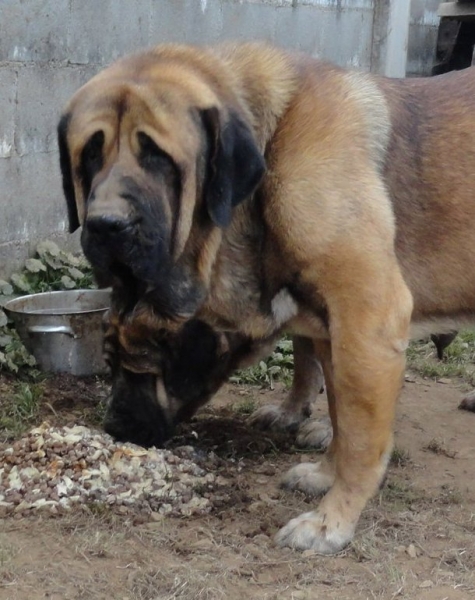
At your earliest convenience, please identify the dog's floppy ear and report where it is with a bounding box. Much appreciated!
[57,113,80,233]
[201,107,266,228]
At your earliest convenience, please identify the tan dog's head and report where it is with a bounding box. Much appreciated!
[58,45,265,320]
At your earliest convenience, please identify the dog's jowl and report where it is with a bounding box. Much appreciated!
[58,42,475,554]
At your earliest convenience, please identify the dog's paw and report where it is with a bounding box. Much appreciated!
[459,389,475,412]
[248,404,304,432]
[281,461,334,496]
[296,416,333,449]
[275,510,353,554]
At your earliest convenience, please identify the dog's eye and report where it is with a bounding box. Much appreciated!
[80,130,104,198]
[83,131,104,162]
[82,131,104,170]
[137,132,176,175]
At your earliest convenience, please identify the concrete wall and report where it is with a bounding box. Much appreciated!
[0,0,412,277]
[372,0,411,78]
[407,0,441,76]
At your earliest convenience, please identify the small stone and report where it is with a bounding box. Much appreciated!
[419,580,433,589]
[256,572,275,585]
[437,378,452,385]
[189,539,214,551]
[247,501,265,513]
[252,534,270,546]
[150,511,164,522]
[255,477,269,485]
[257,492,275,503]
[254,464,276,476]
[406,544,418,558]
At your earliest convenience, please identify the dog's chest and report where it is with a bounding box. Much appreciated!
[199,282,329,341]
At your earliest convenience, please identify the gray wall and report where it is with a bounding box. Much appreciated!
[407,0,440,76]
[0,0,413,276]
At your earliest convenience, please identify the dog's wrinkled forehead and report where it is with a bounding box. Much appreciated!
[67,82,203,169]
[67,53,222,149]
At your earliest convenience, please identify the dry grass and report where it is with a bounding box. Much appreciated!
[423,438,458,459]
[0,533,21,591]
[390,446,412,468]
[1,491,475,600]
[131,567,229,600]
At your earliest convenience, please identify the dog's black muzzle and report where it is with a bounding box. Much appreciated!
[82,209,205,319]
[104,368,173,448]
[82,211,162,283]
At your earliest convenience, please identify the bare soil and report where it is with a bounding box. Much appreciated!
[0,371,474,600]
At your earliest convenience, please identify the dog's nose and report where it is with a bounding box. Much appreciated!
[86,215,132,235]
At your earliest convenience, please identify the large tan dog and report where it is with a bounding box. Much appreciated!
[58,42,475,554]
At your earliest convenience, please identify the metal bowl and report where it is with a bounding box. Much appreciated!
[3,289,110,376]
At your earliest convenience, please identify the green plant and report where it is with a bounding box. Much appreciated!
[12,382,43,419]
[0,381,44,438]
[390,446,411,468]
[6,240,94,295]
[0,325,37,373]
[230,338,295,388]
[437,484,463,505]
[379,480,425,511]
[0,240,95,374]
[231,329,475,391]
[232,397,257,415]
[0,535,18,569]
[406,331,475,385]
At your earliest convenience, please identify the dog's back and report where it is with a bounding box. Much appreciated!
[378,68,475,328]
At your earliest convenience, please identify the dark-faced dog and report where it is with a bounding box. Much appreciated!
[58,42,475,554]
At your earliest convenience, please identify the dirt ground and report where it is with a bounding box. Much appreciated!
[0,370,474,600]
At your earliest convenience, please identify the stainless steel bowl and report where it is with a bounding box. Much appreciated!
[3,289,110,376]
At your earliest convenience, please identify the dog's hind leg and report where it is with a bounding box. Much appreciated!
[296,415,333,449]
[295,339,335,449]
[281,339,336,495]
[248,335,324,432]
[430,331,457,360]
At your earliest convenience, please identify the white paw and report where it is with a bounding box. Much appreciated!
[296,416,333,450]
[248,404,304,432]
[275,510,354,554]
[281,461,334,496]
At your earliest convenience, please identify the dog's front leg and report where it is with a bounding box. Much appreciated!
[276,261,413,554]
